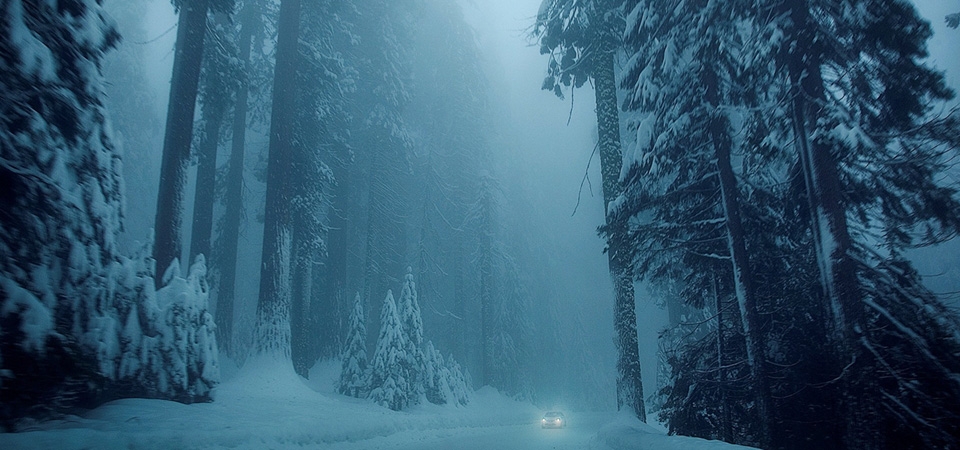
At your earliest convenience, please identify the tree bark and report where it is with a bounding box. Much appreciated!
[713,110,774,449]
[291,226,313,377]
[703,56,773,448]
[478,179,495,387]
[189,103,224,264]
[314,160,350,358]
[256,0,301,357]
[713,276,732,444]
[153,0,209,288]
[785,1,878,447]
[594,47,645,422]
[216,0,257,354]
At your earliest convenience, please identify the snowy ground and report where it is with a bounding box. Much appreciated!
[0,358,753,450]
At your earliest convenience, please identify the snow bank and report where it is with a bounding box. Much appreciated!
[0,359,753,450]
[597,412,757,450]
[0,360,537,450]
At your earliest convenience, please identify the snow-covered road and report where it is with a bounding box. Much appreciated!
[330,413,611,450]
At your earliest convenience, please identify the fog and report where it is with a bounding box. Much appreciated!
[4,0,960,447]
[104,0,960,410]
[102,0,627,409]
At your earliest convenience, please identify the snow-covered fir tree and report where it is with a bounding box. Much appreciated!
[615,0,960,447]
[338,293,367,398]
[422,341,450,405]
[368,290,410,411]
[133,255,220,402]
[0,0,219,427]
[422,340,470,407]
[615,0,776,445]
[443,350,470,407]
[396,267,425,402]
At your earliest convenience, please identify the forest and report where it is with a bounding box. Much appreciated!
[2,0,960,449]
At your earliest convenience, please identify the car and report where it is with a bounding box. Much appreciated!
[541,411,565,428]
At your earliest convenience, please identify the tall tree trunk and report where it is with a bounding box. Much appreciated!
[705,59,774,448]
[479,199,493,387]
[315,160,350,358]
[713,276,732,444]
[453,238,466,361]
[713,113,774,449]
[785,1,878,447]
[256,0,301,357]
[216,0,258,354]
[153,0,209,288]
[291,227,313,377]
[594,47,645,422]
[189,104,225,264]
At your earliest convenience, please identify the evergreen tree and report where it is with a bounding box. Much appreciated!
[338,293,367,398]
[444,351,470,406]
[422,341,449,405]
[354,0,415,342]
[298,0,357,363]
[762,1,960,446]
[533,0,645,420]
[403,0,490,370]
[616,1,774,445]
[0,0,123,425]
[101,0,164,253]
[614,0,960,447]
[421,340,469,406]
[369,290,410,411]
[488,252,531,398]
[1,1,219,425]
[476,173,497,387]
[397,268,425,401]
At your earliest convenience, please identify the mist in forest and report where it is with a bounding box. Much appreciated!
[99,0,623,410]
[4,0,960,448]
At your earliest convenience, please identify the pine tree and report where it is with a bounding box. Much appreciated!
[488,253,530,398]
[533,0,645,420]
[614,0,960,447]
[298,0,357,363]
[762,1,960,446]
[369,290,410,411]
[616,1,775,445]
[422,341,449,405]
[947,12,960,28]
[0,0,122,425]
[1,0,220,425]
[444,351,470,406]
[101,0,164,253]
[354,0,414,344]
[397,268,425,402]
[476,173,497,387]
[338,293,367,398]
